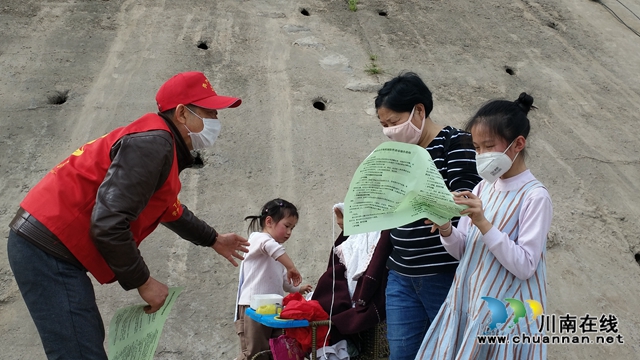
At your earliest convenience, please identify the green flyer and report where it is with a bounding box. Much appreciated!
[343,141,466,236]
[108,287,183,360]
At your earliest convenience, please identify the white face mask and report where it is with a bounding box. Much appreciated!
[382,106,425,144]
[475,141,518,183]
[184,107,221,150]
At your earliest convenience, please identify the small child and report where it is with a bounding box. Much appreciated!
[234,198,313,360]
[416,93,553,359]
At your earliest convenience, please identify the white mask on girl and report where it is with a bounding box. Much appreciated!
[185,107,221,150]
[475,140,519,183]
[382,106,425,144]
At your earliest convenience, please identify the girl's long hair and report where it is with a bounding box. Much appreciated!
[244,198,298,234]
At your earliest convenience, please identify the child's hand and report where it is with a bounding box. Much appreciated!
[287,267,302,287]
[298,284,313,294]
[453,191,492,234]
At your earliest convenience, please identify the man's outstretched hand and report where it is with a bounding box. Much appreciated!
[213,233,250,266]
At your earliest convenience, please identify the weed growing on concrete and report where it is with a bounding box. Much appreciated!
[349,0,358,12]
[365,54,382,75]
[365,64,382,75]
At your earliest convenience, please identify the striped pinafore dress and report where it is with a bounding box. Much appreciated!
[415,178,548,360]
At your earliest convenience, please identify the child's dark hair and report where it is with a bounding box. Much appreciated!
[244,198,299,234]
[464,92,535,156]
[374,71,434,118]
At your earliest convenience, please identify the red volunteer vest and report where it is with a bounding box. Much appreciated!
[21,113,183,284]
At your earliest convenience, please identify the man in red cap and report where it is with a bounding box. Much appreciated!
[7,71,249,360]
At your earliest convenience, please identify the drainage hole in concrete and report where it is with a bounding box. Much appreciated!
[48,90,69,105]
[635,253,640,266]
[197,41,209,50]
[505,67,515,76]
[379,11,388,17]
[301,8,310,16]
[313,98,326,111]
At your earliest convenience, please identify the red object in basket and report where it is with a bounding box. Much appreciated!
[280,293,330,353]
[269,335,305,360]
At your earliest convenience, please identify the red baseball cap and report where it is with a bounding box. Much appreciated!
[156,71,242,112]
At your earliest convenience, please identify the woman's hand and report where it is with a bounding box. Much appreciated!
[423,219,452,236]
[334,207,344,230]
[453,191,492,234]
[298,284,313,294]
[424,220,453,236]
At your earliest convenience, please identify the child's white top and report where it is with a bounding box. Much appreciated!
[237,231,299,307]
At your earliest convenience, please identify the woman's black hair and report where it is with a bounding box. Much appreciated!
[374,71,434,117]
[465,92,535,154]
[244,198,299,234]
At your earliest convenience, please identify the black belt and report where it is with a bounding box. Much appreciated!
[9,208,85,270]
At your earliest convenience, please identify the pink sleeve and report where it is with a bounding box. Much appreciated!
[481,188,553,280]
[261,238,286,260]
[441,215,470,260]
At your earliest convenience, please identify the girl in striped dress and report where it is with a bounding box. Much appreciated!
[416,93,553,360]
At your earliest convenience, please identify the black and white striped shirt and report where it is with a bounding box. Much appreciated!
[387,126,482,276]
